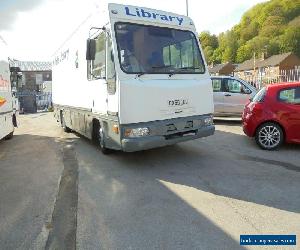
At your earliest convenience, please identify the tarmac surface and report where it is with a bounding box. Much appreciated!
[0,113,299,250]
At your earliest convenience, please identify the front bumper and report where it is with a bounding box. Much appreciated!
[121,115,215,152]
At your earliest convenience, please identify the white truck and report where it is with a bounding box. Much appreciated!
[0,38,16,141]
[53,3,214,153]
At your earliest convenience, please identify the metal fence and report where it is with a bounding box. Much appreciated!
[236,68,300,89]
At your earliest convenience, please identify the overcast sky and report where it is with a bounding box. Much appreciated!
[0,0,266,61]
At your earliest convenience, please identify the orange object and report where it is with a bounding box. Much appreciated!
[0,97,6,107]
[112,124,119,134]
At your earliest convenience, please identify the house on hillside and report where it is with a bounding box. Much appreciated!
[9,60,52,113]
[209,62,235,76]
[235,52,300,86]
[234,58,258,82]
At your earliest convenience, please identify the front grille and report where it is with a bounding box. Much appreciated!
[164,130,197,140]
[166,124,177,132]
[184,121,193,129]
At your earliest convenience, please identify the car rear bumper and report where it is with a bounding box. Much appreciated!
[242,113,258,137]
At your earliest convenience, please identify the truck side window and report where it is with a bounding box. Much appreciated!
[88,32,106,80]
[107,35,116,94]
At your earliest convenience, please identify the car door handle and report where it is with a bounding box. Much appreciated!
[224,94,231,97]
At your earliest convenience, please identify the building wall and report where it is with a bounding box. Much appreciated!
[235,69,256,82]
[279,54,300,70]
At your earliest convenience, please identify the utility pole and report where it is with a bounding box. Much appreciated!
[253,51,256,86]
[186,0,189,16]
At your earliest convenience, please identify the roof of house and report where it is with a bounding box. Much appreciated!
[209,62,233,74]
[258,52,293,67]
[235,52,295,71]
[9,59,52,72]
[235,59,256,72]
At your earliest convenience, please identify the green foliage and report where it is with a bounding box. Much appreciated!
[199,31,218,49]
[279,26,300,55]
[200,0,300,64]
[199,31,218,64]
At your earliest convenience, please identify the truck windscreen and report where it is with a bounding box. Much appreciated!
[115,22,205,74]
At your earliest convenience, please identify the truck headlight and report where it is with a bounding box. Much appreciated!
[125,127,150,137]
[204,116,214,126]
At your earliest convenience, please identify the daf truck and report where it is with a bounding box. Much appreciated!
[53,3,215,153]
[0,38,16,141]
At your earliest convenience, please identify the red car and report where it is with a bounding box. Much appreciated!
[242,82,300,150]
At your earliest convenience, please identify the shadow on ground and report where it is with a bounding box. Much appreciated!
[76,128,300,249]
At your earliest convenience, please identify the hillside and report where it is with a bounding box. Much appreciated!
[200,0,300,64]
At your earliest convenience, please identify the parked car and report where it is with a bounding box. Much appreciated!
[211,76,257,117]
[242,82,300,150]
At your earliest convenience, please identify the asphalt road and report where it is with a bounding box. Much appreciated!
[0,113,299,250]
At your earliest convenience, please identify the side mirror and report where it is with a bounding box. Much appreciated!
[86,39,96,60]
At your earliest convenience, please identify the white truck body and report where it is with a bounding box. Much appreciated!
[0,38,15,141]
[53,4,214,152]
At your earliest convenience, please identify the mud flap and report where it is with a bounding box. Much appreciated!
[12,114,18,127]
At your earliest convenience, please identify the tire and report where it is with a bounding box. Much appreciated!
[61,112,71,133]
[5,131,14,140]
[255,122,284,150]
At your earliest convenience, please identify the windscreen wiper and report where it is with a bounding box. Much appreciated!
[168,72,176,77]
[151,65,174,69]
[137,72,146,77]
[179,66,200,70]
[151,65,177,77]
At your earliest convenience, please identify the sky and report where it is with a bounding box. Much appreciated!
[0,0,266,61]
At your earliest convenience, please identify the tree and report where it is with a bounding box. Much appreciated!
[199,0,300,64]
[259,16,285,37]
[203,46,214,65]
[280,26,300,56]
[199,31,218,49]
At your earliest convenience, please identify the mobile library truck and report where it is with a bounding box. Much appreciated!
[53,4,214,153]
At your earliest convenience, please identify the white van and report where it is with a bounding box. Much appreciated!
[53,4,214,153]
[0,38,16,141]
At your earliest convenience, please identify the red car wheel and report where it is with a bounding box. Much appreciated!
[255,122,284,150]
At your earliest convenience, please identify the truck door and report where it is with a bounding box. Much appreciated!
[106,33,117,114]
[88,32,108,114]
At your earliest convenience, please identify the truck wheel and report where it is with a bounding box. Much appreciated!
[98,126,110,154]
[5,131,14,140]
[255,122,284,150]
[61,112,71,132]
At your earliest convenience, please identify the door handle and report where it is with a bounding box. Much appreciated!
[224,94,231,97]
